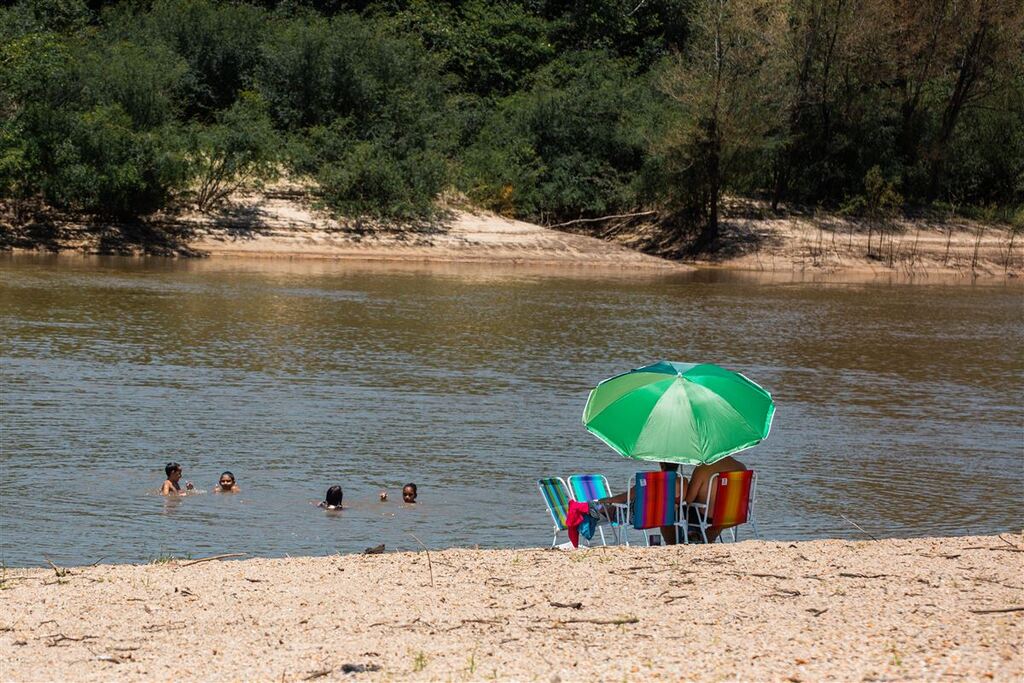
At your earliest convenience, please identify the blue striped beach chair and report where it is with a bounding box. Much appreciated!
[567,474,619,545]
[537,477,571,547]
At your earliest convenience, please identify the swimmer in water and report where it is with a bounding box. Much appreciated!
[214,471,239,493]
[161,462,194,496]
[318,485,344,510]
[402,483,417,504]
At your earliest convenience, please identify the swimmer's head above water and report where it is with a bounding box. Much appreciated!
[162,462,193,494]
[322,485,343,509]
[218,471,235,491]
[402,483,417,504]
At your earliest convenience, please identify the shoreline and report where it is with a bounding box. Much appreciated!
[3,194,1020,283]
[3,535,1021,681]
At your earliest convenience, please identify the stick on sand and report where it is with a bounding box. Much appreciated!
[408,533,434,588]
[179,553,247,567]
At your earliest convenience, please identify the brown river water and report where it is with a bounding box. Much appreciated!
[1,254,1021,567]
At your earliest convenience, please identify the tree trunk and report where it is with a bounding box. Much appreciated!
[899,0,951,165]
[773,0,823,208]
[928,18,989,199]
[701,119,722,250]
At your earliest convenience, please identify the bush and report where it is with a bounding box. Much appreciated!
[140,0,267,118]
[298,118,447,219]
[76,39,187,128]
[460,51,661,221]
[188,92,280,211]
[386,0,553,97]
[39,105,187,217]
[259,13,451,219]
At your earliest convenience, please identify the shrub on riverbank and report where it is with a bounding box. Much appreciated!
[1,0,1021,244]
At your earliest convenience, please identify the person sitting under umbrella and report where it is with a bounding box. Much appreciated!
[597,456,747,544]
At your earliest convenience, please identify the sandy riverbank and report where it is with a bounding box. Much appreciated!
[4,190,1021,281]
[1,193,681,270]
[2,535,1021,681]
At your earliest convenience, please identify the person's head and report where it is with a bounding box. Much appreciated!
[402,483,417,504]
[165,462,182,481]
[325,485,343,508]
[659,462,679,473]
[219,471,236,490]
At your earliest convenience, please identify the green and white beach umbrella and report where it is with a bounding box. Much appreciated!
[582,361,775,465]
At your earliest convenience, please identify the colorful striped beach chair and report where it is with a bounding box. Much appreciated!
[537,477,572,547]
[567,474,619,545]
[624,470,679,546]
[685,470,759,543]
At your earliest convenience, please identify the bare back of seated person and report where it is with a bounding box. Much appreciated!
[683,456,747,511]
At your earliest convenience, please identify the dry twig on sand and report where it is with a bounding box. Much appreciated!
[997,534,1023,550]
[969,606,1024,614]
[179,553,247,567]
[730,572,791,580]
[838,572,889,579]
[43,556,70,578]
[557,616,638,626]
[839,514,879,541]
[547,211,657,230]
[45,633,97,647]
[408,533,434,588]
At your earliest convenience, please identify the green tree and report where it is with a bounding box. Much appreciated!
[461,51,661,221]
[842,165,903,257]
[387,0,553,97]
[658,0,783,249]
[76,39,187,128]
[258,13,451,218]
[188,92,280,211]
[40,104,187,217]
[139,0,267,118]
[0,29,74,213]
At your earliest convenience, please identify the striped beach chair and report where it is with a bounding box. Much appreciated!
[685,470,759,543]
[567,474,619,545]
[624,470,679,546]
[537,477,572,547]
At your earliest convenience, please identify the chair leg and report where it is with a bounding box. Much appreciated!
[750,519,760,540]
[700,525,709,544]
[730,527,737,542]
[598,526,607,546]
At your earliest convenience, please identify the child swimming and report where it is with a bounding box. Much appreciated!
[318,485,344,510]
[161,462,194,496]
[214,471,239,493]
[402,483,417,504]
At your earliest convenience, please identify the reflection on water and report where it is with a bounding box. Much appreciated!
[1,254,1022,567]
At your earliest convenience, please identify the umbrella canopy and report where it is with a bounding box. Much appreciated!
[582,361,774,465]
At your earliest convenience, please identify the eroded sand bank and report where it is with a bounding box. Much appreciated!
[7,189,1021,282]
[2,535,1021,681]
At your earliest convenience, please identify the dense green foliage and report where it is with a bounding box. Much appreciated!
[1,0,1021,245]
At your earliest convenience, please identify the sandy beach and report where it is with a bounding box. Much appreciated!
[2,535,1021,681]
